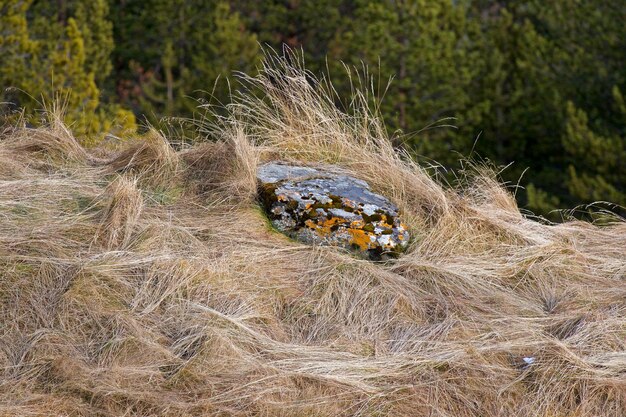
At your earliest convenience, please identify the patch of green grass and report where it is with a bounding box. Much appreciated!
[58,193,100,215]
[144,186,183,205]
[10,204,32,217]
[252,204,284,234]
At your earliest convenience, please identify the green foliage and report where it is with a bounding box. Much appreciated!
[109,0,259,122]
[74,0,114,84]
[0,0,40,110]
[461,4,568,216]
[0,0,136,144]
[525,183,560,218]
[239,0,624,219]
[1,0,624,219]
[563,96,626,206]
[327,0,475,163]
[530,0,625,214]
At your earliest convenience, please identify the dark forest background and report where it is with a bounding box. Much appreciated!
[1,0,624,218]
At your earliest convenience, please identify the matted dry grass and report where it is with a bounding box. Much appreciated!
[1,55,625,416]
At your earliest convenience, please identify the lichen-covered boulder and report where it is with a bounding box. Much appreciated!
[257,162,409,259]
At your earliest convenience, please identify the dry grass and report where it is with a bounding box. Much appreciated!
[1,54,625,416]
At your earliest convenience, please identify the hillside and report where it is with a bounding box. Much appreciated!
[1,59,625,416]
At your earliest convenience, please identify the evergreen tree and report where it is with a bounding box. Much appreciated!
[233,0,349,76]
[519,0,625,215]
[326,0,476,165]
[109,0,259,123]
[3,0,624,215]
[538,0,625,214]
[74,0,114,85]
[1,0,135,144]
[0,0,40,113]
[463,3,566,214]
[186,1,259,113]
[563,91,626,210]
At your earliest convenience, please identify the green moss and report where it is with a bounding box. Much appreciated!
[286,199,298,210]
[361,212,382,223]
[65,272,129,310]
[257,183,278,209]
[10,204,31,217]
[252,205,283,234]
[144,186,183,205]
[74,195,96,212]
[13,262,36,275]
[55,193,100,215]
[328,194,344,209]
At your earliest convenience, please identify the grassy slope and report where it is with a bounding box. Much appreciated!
[1,56,625,416]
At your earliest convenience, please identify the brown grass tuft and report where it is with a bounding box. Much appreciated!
[4,125,89,164]
[105,128,180,188]
[181,125,258,203]
[1,54,625,416]
[93,175,144,250]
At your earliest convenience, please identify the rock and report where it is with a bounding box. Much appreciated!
[257,162,409,259]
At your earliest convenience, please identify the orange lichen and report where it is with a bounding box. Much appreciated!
[342,198,358,209]
[304,214,403,253]
[349,219,364,229]
[305,216,345,237]
[347,229,373,250]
